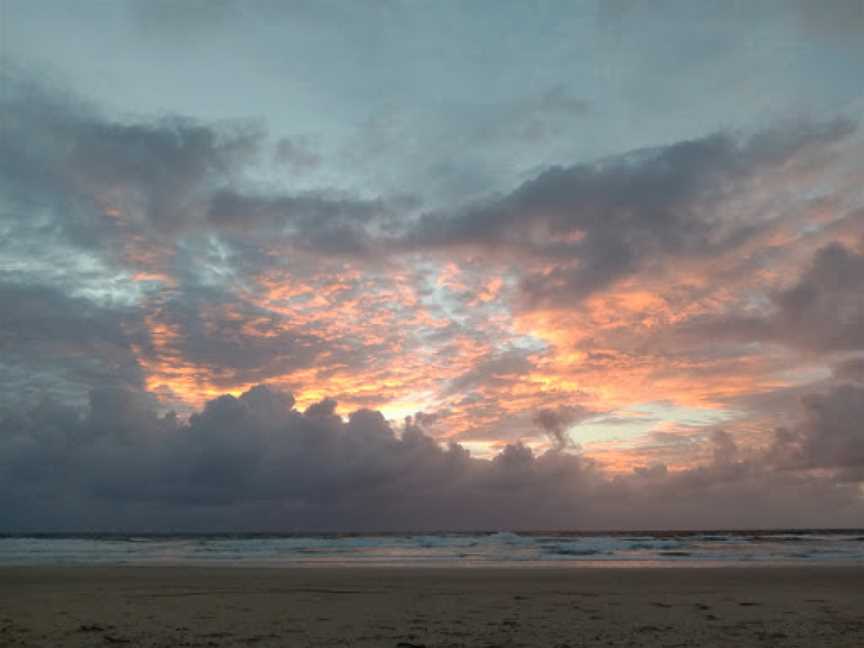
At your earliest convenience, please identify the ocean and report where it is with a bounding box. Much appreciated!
[1,530,862,567]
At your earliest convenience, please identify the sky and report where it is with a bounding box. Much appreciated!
[1,0,863,531]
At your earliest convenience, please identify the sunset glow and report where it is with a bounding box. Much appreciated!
[2,0,863,531]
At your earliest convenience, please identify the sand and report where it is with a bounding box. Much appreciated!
[1,566,862,647]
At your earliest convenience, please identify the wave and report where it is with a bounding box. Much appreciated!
[1,530,862,567]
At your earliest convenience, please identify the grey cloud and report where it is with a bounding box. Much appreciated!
[403,120,855,306]
[1,71,392,261]
[684,241,864,354]
[2,384,863,532]
[6,69,855,280]
[66,118,259,233]
[834,357,864,383]
[774,243,864,352]
[304,398,338,418]
[0,282,144,406]
[125,274,410,393]
[134,290,325,386]
[770,383,864,478]
[0,70,260,240]
[710,429,739,466]
[207,189,392,256]
[0,71,411,400]
[533,405,595,451]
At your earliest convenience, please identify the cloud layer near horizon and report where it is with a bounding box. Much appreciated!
[3,383,863,532]
[2,0,864,529]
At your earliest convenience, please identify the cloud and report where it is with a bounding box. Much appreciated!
[402,120,856,306]
[0,282,144,406]
[0,68,260,239]
[5,67,855,276]
[0,69,396,257]
[770,383,864,480]
[0,71,425,411]
[533,405,594,451]
[774,242,864,352]
[834,357,864,383]
[684,241,864,354]
[133,289,326,384]
[2,63,863,513]
[206,189,393,256]
[2,384,862,532]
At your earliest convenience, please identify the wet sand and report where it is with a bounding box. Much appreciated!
[1,566,862,647]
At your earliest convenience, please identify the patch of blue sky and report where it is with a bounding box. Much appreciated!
[575,401,736,444]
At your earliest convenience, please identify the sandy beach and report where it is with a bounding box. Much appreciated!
[1,566,862,647]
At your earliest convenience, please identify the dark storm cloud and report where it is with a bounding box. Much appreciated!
[0,70,409,398]
[2,384,862,532]
[774,242,864,352]
[770,383,864,479]
[65,119,258,234]
[533,405,595,451]
[2,2,862,535]
[135,289,325,383]
[684,241,864,354]
[834,357,864,383]
[0,283,144,405]
[207,189,393,256]
[0,70,394,255]
[5,67,854,278]
[402,120,855,306]
[0,68,260,239]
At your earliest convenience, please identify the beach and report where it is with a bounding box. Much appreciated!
[1,566,862,647]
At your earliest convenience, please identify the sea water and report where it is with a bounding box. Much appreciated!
[1,530,862,567]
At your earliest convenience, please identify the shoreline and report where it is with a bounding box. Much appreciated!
[3,559,864,569]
